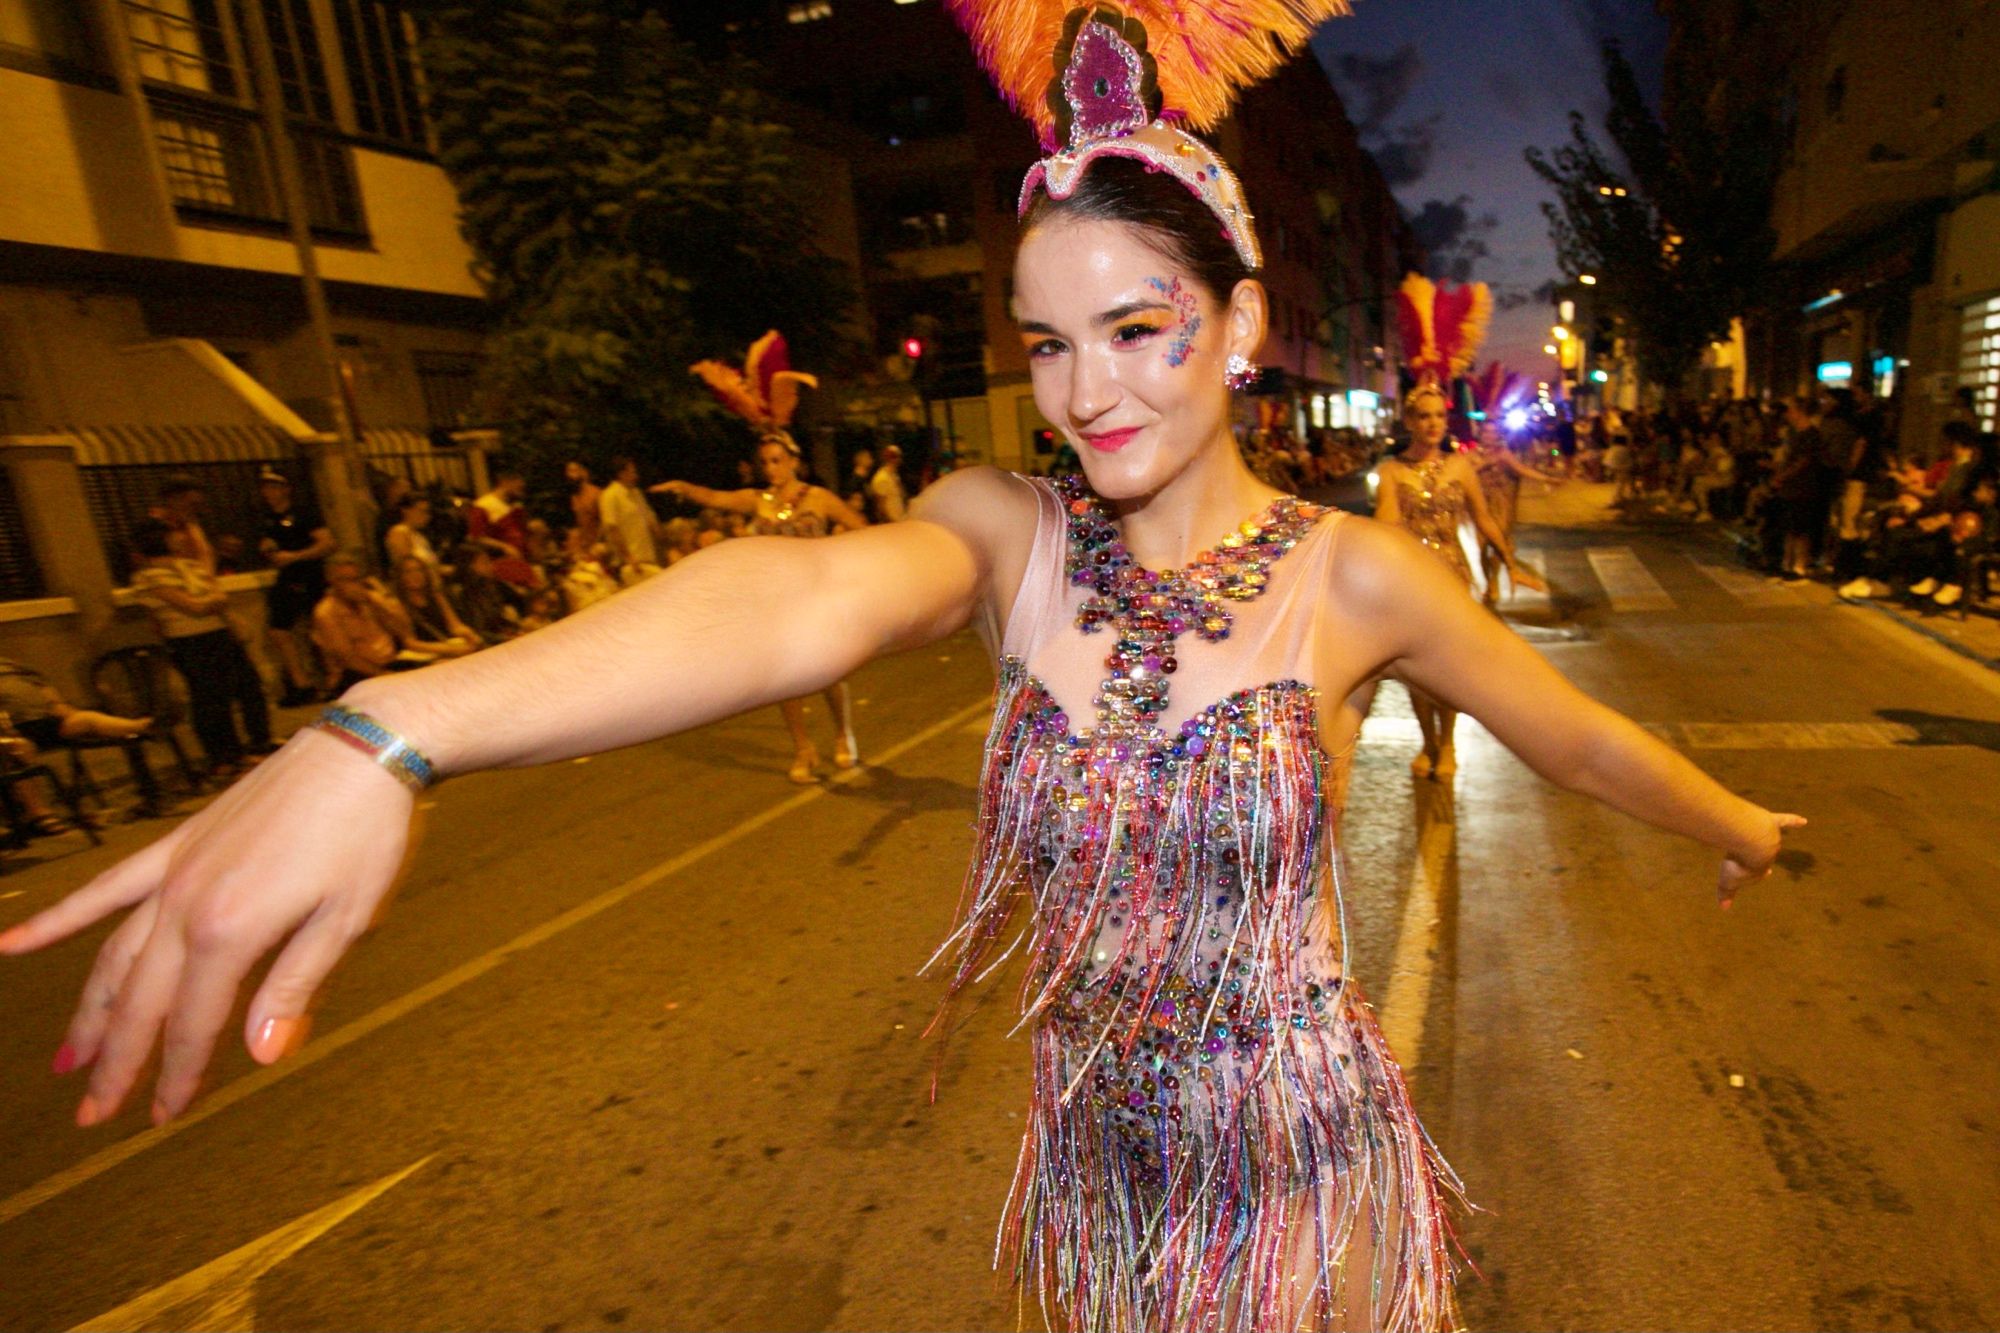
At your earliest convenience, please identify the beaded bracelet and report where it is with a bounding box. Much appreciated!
[307,703,439,792]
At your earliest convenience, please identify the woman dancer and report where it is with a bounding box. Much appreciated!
[1376,376,1546,780]
[654,333,870,782]
[3,8,1801,1331]
[1466,417,1562,607]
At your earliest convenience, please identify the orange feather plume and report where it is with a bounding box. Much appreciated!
[692,330,818,431]
[945,0,1352,148]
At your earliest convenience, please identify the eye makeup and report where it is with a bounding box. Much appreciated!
[1146,276,1202,368]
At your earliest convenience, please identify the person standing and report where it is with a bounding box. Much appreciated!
[869,443,908,522]
[128,517,271,778]
[844,448,874,520]
[145,475,215,576]
[565,460,603,556]
[598,456,661,574]
[254,468,334,707]
[1775,397,1827,578]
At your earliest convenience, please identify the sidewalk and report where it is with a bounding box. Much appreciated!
[1517,481,2000,674]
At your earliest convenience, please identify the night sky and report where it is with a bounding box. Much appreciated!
[1308,0,1669,373]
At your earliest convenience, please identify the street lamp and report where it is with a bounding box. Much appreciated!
[1543,343,1558,355]
[1579,274,1598,285]
[1552,325,1571,341]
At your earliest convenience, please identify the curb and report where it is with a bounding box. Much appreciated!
[1841,596,2000,674]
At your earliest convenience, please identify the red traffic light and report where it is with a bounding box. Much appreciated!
[902,336,926,360]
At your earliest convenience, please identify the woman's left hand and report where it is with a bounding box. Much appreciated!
[1718,810,1809,909]
[1506,560,1549,594]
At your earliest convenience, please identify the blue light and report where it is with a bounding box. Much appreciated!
[1346,389,1380,410]
[1503,408,1530,431]
[1816,360,1853,384]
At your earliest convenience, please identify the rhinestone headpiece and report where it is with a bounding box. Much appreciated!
[1016,9,1262,269]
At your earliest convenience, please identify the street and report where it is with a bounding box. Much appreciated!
[3,489,1998,1332]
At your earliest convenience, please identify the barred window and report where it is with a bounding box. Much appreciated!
[259,0,334,122]
[334,0,426,149]
[122,0,238,97]
[151,103,277,218]
[0,466,47,603]
[414,353,482,430]
[1959,295,2000,433]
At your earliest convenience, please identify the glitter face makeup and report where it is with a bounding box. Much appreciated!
[1147,275,1202,368]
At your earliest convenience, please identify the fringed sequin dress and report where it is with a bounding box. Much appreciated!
[1389,455,1474,587]
[929,476,1463,1333]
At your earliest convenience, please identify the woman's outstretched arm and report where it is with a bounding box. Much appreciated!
[0,498,995,1128]
[1331,518,1803,898]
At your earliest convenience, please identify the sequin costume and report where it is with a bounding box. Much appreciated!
[748,487,830,539]
[929,476,1463,1333]
[1391,455,1475,588]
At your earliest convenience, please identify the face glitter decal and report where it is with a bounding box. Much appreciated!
[1146,276,1201,369]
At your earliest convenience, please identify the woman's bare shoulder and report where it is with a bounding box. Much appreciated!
[909,466,1044,561]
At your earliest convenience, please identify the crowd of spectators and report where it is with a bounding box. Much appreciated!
[1562,389,1997,612]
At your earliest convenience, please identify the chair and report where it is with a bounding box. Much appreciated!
[65,644,203,816]
[0,742,101,855]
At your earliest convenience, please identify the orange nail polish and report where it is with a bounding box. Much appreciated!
[75,1094,100,1127]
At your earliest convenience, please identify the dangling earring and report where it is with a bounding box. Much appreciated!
[1225,353,1257,391]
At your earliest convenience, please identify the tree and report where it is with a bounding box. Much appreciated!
[1525,42,1778,398]
[417,1,854,473]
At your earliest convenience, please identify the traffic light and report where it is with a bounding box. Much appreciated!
[902,336,926,361]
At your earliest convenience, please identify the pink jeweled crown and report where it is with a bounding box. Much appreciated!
[947,2,1354,274]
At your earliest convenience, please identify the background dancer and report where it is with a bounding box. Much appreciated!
[655,332,870,782]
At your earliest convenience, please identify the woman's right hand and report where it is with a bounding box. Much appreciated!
[0,731,416,1126]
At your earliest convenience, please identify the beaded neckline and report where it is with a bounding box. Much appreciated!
[1052,474,1327,738]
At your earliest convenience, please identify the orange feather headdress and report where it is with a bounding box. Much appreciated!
[688,331,818,439]
[944,1,1352,271]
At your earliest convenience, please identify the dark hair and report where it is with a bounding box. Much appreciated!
[1943,420,1978,447]
[494,467,524,484]
[398,493,430,516]
[609,455,636,476]
[130,516,175,559]
[1022,155,1254,304]
[153,474,201,503]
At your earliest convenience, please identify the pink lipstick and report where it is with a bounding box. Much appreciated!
[1080,427,1141,453]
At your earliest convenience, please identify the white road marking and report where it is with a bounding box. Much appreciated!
[1693,561,1804,608]
[0,698,996,1229]
[69,1157,430,1332]
[1649,721,1921,749]
[1377,806,1454,1070]
[1585,546,1676,611]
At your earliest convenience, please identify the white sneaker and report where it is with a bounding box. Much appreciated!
[1867,579,1893,598]
[1839,578,1872,598]
[1910,578,1938,597]
[1934,584,1963,606]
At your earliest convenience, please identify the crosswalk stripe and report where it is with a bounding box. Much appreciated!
[1644,721,1919,749]
[1693,561,1804,608]
[1500,549,1550,606]
[1585,546,1677,611]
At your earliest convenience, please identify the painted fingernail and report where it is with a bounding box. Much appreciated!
[51,1043,77,1076]
[255,1016,310,1061]
[75,1094,101,1128]
[0,926,23,951]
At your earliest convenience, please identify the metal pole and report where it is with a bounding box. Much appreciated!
[229,0,369,561]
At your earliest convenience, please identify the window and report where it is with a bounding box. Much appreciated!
[122,0,237,97]
[0,0,102,74]
[260,0,333,121]
[151,102,276,217]
[414,352,483,429]
[334,0,426,148]
[1959,296,2000,432]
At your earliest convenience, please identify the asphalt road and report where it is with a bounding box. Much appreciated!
[2,486,1996,1332]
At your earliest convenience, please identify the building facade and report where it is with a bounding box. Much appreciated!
[1662,0,2000,456]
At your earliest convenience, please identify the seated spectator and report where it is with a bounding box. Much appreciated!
[562,545,622,614]
[0,658,159,828]
[517,584,567,633]
[448,543,523,642]
[129,517,272,778]
[390,554,481,657]
[466,470,543,591]
[1925,472,1997,609]
[313,553,429,694]
[660,517,698,566]
[384,494,445,577]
